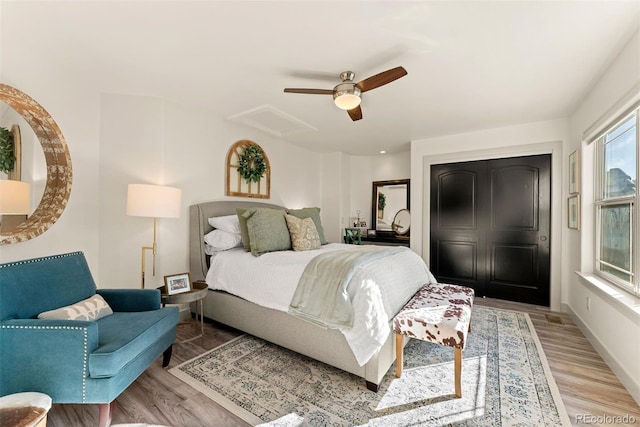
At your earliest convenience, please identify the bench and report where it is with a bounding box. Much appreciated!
[393,282,474,397]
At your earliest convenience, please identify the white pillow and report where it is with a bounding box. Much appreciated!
[38,294,113,321]
[204,229,242,252]
[208,215,241,234]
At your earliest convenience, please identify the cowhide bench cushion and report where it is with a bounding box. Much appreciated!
[393,282,475,398]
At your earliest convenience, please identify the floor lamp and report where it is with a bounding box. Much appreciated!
[126,184,182,288]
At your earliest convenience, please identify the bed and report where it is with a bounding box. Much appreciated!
[189,200,433,391]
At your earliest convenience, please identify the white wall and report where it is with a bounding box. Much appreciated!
[0,54,323,290]
[567,29,640,403]
[349,152,410,228]
[410,119,569,311]
[321,152,349,243]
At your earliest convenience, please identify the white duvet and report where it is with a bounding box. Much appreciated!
[205,243,436,365]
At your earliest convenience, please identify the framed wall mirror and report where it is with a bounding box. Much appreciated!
[371,179,410,233]
[0,84,72,244]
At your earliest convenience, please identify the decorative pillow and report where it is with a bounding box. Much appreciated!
[236,208,251,251]
[208,214,241,234]
[243,208,292,256]
[204,229,242,252]
[37,294,113,321]
[286,207,327,244]
[285,214,321,251]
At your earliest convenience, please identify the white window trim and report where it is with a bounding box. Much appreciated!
[593,108,639,297]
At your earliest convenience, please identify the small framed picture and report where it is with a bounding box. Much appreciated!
[569,150,580,194]
[367,229,376,236]
[164,273,192,295]
[359,221,367,228]
[568,195,580,230]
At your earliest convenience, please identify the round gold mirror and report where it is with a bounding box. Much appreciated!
[0,84,72,244]
[392,208,410,235]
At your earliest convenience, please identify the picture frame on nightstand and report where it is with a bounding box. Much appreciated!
[164,272,192,295]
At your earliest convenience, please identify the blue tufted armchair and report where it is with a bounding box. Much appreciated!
[0,252,179,427]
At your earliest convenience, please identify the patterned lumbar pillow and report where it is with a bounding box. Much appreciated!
[285,214,321,251]
[38,294,113,321]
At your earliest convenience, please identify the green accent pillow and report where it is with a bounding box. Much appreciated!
[285,214,321,251]
[286,207,327,244]
[243,208,292,256]
[236,208,251,252]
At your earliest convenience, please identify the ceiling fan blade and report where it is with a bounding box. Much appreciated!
[348,105,363,121]
[284,88,333,95]
[355,66,407,93]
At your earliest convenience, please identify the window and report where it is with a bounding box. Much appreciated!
[595,109,639,296]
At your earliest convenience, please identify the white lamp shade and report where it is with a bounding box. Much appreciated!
[0,180,31,214]
[126,184,182,218]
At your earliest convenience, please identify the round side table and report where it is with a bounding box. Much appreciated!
[160,281,208,343]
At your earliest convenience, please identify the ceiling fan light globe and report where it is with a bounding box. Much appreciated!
[333,84,361,110]
[334,94,361,110]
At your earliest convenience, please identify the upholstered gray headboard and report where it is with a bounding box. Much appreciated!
[189,200,286,281]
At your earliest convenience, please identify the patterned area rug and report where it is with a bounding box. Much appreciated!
[170,306,570,426]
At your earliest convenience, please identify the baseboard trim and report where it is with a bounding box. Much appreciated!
[563,303,640,406]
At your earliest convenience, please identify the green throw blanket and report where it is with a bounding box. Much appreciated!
[288,245,407,330]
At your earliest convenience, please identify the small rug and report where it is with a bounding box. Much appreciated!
[170,306,571,426]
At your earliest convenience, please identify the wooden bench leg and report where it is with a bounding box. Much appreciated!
[454,347,462,398]
[395,333,404,378]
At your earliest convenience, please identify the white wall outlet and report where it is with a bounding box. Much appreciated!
[587,296,591,311]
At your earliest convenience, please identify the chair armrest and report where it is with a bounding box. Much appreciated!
[97,289,161,312]
[0,319,99,400]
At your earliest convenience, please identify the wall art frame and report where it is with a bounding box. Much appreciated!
[226,140,270,199]
[569,150,579,194]
[568,194,580,230]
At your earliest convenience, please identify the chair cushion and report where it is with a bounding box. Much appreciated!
[88,308,178,378]
[393,283,474,349]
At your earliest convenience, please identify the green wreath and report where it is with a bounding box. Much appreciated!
[237,145,267,183]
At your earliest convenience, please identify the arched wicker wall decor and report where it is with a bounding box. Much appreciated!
[226,140,270,199]
[0,84,73,244]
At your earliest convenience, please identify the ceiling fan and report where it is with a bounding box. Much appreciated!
[283,66,407,121]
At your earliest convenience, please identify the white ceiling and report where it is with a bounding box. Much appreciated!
[4,1,640,155]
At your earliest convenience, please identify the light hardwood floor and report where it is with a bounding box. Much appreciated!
[47,298,640,427]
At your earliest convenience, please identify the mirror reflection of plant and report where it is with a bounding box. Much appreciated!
[0,126,15,174]
[378,192,386,210]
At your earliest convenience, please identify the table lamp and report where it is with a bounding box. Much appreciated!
[0,180,30,214]
[126,183,182,288]
[0,180,30,233]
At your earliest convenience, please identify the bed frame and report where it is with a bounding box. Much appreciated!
[189,200,399,391]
